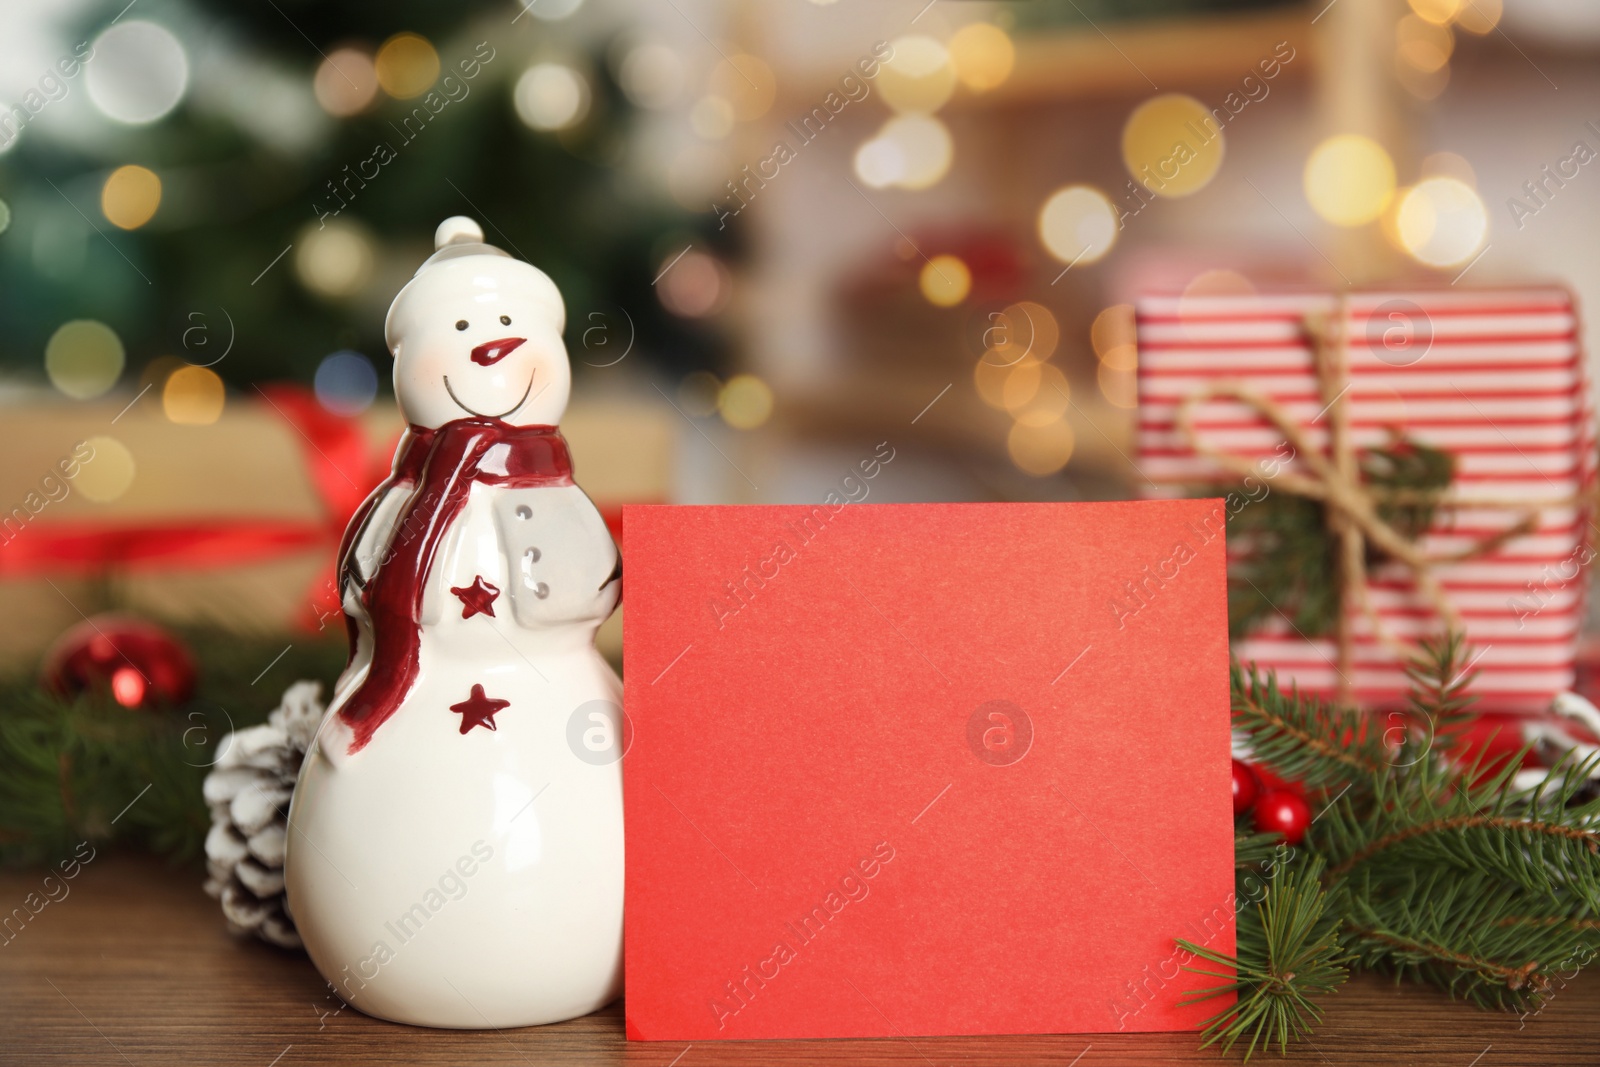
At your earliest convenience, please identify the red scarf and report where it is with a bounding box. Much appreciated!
[335,419,574,753]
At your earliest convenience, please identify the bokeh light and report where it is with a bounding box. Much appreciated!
[949,24,1015,93]
[111,667,146,708]
[375,33,439,99]
[295,220,374,299]
[314,48,379,117]
[619,44,685,109]
[515,64,590,131]
[163,365,225,425]
[879,36,956,114]
[1121,94,1225,198]
[719,374,774,430]
[1407,0,1460,25]
[1396,57,1450,101]
[853,138,901,189]
[1098,362,1138,409]
[677,371,722,417]
[889,114,953,190]
[1091,303,1139,407]
[101,165,161,230]
[314,351,379,416]
[1002,358,1043,411]
[1090,303,1138,368]
[1010,363,1070,427]
[658,250,729,318]
[1397,16,1454,73]
[856,114,954,191]
[1397,177,1488,267]
[1304,134,1395,227]
[975,354,1027,410]
[690,95,735,139]
[76,436,136,503]
[1455,0,1502,34]
[709,55,776,123]
[86,21,190,125]
[46,321,125,400]
[1037,185,1118,265]
[919,255,971,307]
[1007,420,1075,475]
[989,301,1059,365]
[0,198,10,235]
[1379,184,1412,251]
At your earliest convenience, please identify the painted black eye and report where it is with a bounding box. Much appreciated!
[500,314,511,326]
[455,320,469,331]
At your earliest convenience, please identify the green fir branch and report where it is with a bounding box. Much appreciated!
[1231,663,1392,788]
[0,629,345,867]
[1318,750,1600,898]
[1179,859,1349,1058]
[1225,494,1338,639]
[1343,868,1600,1011]
[1188,631,1600,1057]
[1234,831,1290,873]
[1363,435,1455,548]
[1400,632,1477,761]
[1222,436,1453,638]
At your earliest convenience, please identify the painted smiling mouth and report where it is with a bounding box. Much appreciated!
[443,374,535,420]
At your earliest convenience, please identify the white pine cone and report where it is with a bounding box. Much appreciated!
[203,680,325,950]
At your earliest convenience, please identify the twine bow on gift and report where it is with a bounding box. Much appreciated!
[1172,295,1542,707]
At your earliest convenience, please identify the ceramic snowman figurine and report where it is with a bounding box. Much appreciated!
[285,217,624,1029]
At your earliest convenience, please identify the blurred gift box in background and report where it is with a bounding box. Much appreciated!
[2,0,1599,689]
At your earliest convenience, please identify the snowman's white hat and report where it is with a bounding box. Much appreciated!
[385,216,567,346]
[416,215,512,269]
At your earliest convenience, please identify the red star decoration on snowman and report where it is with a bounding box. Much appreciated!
[450,576,500,619]
[450,684,509,735]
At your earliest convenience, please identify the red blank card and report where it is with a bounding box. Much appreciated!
[623,500,1235,1040]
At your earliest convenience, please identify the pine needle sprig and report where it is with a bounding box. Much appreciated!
[0,686,216,865]
[1189,630,1600,1056]
[1400,632,1478,764]
[1234,831,1291,874]
[1318,749,1600,899]
[1225,495,1338,640]
[0,628,346,867]
[1179,858,1349,1058]
[1232,663,1393,789]
[1222,436,1453,639]
[1343,868,1598,1011]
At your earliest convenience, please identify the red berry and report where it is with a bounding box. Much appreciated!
[1254,789,1312,845]
[1231,759,1259,815]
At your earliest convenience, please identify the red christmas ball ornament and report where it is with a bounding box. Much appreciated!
[40,614,196,710]
[1231,758,1260,815]
[1253,788,1312,845]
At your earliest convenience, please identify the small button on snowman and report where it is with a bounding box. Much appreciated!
[285,218,624,1029]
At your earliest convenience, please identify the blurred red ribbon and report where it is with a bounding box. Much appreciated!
[0,385,390,632]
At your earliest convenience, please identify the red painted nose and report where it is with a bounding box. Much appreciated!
[470,337,526,366]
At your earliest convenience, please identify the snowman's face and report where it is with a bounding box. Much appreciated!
[385,256,571,430]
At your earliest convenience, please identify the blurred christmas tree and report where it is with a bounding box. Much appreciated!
[0,0,727,397]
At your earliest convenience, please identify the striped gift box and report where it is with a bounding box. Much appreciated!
[1136,289,1594,713]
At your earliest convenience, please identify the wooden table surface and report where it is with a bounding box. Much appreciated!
[1,855,1594,1066]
